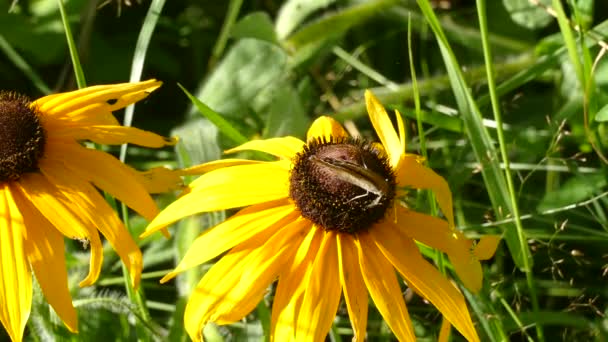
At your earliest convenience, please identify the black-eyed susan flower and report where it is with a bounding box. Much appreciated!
[142,90,498,341]
[0,80,177,341]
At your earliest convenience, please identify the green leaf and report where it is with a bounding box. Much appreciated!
[537,173,607,212]
[595,104,608,122]
[232,12,279,44]
[194,38,288,120]
[262,82,310,138]
[275,0,336,39]
[502,0,553,30]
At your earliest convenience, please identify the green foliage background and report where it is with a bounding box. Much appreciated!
[3,0,608,341]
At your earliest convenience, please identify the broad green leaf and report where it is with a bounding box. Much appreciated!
[275,0,336,40]
[232,12,279,45]
[595,104,608,122]
[194,38,288,120]
[537,173,607,212]
[261,82,310,138]
[502,0,553,30]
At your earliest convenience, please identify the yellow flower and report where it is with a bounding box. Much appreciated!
[0,80,177,341]
[143,90,497,341]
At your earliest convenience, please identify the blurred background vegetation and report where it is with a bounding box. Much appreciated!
[3,0,608,341]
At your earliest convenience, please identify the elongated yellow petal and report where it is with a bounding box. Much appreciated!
[213,219,310,324]
[395,109,406,152]
[143,162,290,237]
[306,116,348,142]
[42,163,143,288]
[364,90,402,168]
[159,199,297,281]
[372,222,480,342]
[439,317,452,342]
[296,231,341,342]
[184,219,309,341]
[271,228,322,342]
[43,141,158,221]
[51,125,177,147]
[0,187,32,342]
[224,137,305,159]
[14,174,104,287]
[132,167,184,194]
[396,154,455,228]
[357,232,416,341]
[20,195,78,332]
[474,235,501,260]
[337,234,368,342]
[184,247,251,342]
[36,80,161,117]
[177,159,263,176]
[394,207,482,292]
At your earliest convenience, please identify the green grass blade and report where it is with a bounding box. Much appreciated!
[0,34,51,95]
[178,83,248,145]
[476,0,541,339]
[415,0,531,270]
[56,0,86,88]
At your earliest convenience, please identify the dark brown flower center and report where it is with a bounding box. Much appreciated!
[289,137,396,234]
[0,92,46,183]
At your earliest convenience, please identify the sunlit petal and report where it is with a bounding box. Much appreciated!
[295,231,341,342]
[271,228,322,342]
[372,222,480,342]
[160,200,298,281]
[177,159,263,176]
[364,90,402,167]
[224,137,305,159]
[43,141,158,221]
[394,207,481,292]
[337,234,368,342]
[14,173,104,287]
[396,154,455,228]
[20,193,78,332]
[51,124,177,147]
[306,116,348,142]
[142,162,290,237]
[36,80,161,117]
[357,232,416,341]
[184,219,309,341]
[0,187,32,342]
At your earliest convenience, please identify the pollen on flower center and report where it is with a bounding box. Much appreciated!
[289,137,396,233]
[0,91,46,183]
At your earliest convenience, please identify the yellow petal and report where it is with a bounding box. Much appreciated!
[142,162,290,237]
[394,208,481,292]
[177,159,263,176]
[295,231,341,342]
[43,141,158,221]
[51,124,177,147]
[357,232,416,341]
[337,234,368,342]
[14,173,104,287]
[372,222,480,342]
[224,137,305,160]
[36,80,161,117]
[159,199,298,281]
[396,154,455,228]
[474,235,501,260]
[306,116,348,142]
[184,218,309,341]
[439,317,452,342]
[20,195,78,332]
[364,90,402,168]
[213,218,310,324]
[0,187,32,342]
[395,109,406,152]
[44,166,143,289]
[271,228,322,342]
[132,167,184,194]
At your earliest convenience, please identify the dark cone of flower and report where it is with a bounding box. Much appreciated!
[289,138,396,233]
[0,92,45,182]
